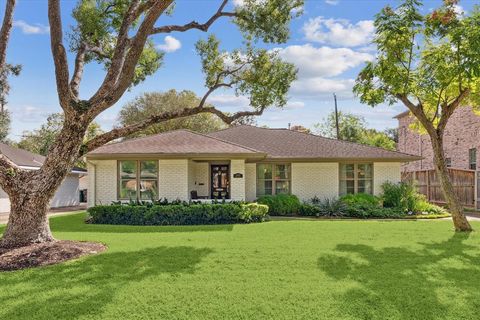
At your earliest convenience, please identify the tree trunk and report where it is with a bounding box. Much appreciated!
[430,134,472,232]
[0,190,53,248]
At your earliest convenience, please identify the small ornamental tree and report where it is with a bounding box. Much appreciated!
[354,0,480,232]
[0,0,302,248]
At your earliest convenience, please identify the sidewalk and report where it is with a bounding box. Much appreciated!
[0,205,86,225]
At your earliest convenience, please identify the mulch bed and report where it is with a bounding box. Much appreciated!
[0,240,107,272]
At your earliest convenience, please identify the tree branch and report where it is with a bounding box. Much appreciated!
[69,43,86,98]
[0,154,22,191]
[48,0,74,111]
[437,88,470,134]
[0,0,16,70]
[396,93,436,137]
[151,0,235,34]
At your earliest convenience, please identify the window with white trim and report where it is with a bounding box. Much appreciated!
[118,160,158,200]
[339,163,373,195]
[256,164,291,197]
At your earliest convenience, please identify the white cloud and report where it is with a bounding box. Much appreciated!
[303,17,374,47]
[156,36,181,53]
[207,95,250,108]
[284,101,305,110]
[325,0,339,5]
[290,77,355,98]
[13,20,49,35]
[10,105,49,123]
[275,44,373,78]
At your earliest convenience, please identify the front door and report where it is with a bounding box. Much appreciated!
[211,165,230,199]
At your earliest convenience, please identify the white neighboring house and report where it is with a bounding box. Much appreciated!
[0,143,87,213]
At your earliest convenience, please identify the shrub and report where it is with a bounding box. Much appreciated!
[414,200,448,215]
[257,194,301,216]
[340,193,381,207]
[317,197,348,217]
[381,181,421,213]
[345,203,405,219]
[299,203,322,216]
[88,202,269,225]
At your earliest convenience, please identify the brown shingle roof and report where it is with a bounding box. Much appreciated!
[0,142,87,172]
[88,130,265,157]
[209,125,421,161]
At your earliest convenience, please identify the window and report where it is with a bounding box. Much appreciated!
[256,164,291,197]
[469,148,476,170]
[339,163,373,195]
[445,158,452,168]
[119,160,158,200]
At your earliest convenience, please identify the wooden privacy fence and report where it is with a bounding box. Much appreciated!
[401,168,477,208]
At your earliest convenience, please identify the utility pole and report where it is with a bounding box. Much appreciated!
[333,93,340,140]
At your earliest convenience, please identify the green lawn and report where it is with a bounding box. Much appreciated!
[1,213,480,320]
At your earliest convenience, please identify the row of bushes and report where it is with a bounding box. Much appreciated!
[87,202,269,225]
[257,182,449,219]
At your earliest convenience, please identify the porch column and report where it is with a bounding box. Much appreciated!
[230,159,246,201]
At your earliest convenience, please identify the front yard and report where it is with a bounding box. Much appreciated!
[1,213,480,319]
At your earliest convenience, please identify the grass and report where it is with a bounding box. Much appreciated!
[1,213,480,320]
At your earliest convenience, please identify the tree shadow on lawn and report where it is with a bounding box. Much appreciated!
[318,233,480,319]
[47,213,234,234]
[0,245,213,320]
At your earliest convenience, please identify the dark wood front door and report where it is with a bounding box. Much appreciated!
[211,165,230,199]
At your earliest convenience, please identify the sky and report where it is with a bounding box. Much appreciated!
[2,0,478,141]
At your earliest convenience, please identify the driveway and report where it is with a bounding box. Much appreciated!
[0,205,86,225]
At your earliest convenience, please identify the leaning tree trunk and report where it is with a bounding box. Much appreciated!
[430,134,472,232]
[0,117,88,248]
[0,190,54,248]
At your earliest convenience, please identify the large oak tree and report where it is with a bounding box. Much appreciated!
[354,0,480,232]
[0,0,301,248]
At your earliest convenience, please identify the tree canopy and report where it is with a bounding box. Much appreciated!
[118,90,227,138]
[314,111,396,151]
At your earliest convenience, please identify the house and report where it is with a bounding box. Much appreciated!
[396,106,480,172]
[0,143,87,212]
[85,125,421,206]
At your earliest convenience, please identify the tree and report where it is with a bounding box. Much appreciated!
[289,124,311,133]
[0,0,301,248]
[314,111,396,150]
[17,113,104,168]
[354,0,480,232]
[118,90,226,138]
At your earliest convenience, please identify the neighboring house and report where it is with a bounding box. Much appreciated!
[396,107,480,172]
[0,143,87,212]
[86,126,419,206]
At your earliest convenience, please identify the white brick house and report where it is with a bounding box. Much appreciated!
[86,126,420,207]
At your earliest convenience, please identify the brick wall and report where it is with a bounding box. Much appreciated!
[159,159,189,201]
[245,163,257,202]
[192,162,209,198]
[88,160,117,207]
[373,162,401,195]
[230,159,246,201]
[398,106,480,171]
[291,163,339,201]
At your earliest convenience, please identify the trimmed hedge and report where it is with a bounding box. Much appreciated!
[257,194,301,216]
[87,203,269,225]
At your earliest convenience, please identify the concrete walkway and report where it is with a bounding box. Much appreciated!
[0,205,86,225]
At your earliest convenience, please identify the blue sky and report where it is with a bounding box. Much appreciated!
[2,0,478,141]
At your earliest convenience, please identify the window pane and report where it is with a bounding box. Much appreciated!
[257,164,273,179]
[140,180,158,200]
[275,180,290,194]
[120,179,137,199]
[140,161,157,179]
[340,164,355,179]
[340,180,355,195]
[358,180,373,194]
[358,164,373,179]
[120,161,137,179]
[257,180,273,197]
[275,164,290,179]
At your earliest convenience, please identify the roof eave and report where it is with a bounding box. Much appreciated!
[86,152,267,160]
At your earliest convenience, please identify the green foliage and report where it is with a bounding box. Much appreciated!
[340,193,381,207]
[381,181,421,213]
[257,194,301,216]
[414,199,448,215]
[196,35,297,111]
[17,113,104,167]
[315,197,349,217]
[354,0,480,116]
[0,110,11,142]
[118,90,226,138]
[235,0,304,44]
[87,202,269,225]
[344,203,405,219]
[314,111,397,150]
